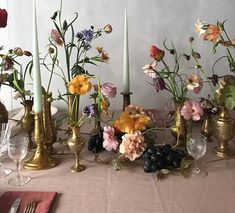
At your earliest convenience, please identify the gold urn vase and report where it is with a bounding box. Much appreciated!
[0,100,8,123]
[21,100,35,149]
[171,101,187,147]
[67,126,86,172]
[212,106,235,158]
[201,108,213,141]
[43,93,57,154]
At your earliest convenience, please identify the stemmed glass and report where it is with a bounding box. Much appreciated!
[186,133,207,177]
[8,136,31,187]
[0,123,12,178]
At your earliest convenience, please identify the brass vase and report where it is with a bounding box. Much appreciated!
[171,101,187,147]
[0,100,8,123]
[212,106,235,158]
[67,126,86,172]
[21,100,35,149]
[43,93,57,154]
[201,108,213,141]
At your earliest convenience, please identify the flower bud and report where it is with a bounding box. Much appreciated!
[150,45,165,62]
[103,24,112,34]
[101,82,117,98]
[183,54,190,61]
[189,37,194,42]
[195,65,201,69]
[23,51,32,56]
[14,47,24,56]
[0,8,8,28]
[193,52,201,59]
[63,20,67,30]
[48,47,55,54]
[169,49,175,54]
[51,11,58,20]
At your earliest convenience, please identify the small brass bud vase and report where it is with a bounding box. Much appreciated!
[67,126,86,172]
[212,106,235,158]
[43,93,57,154]
[21,100,35,149]
[0,100,8,123]
[201,108,213,141]
[171,101,187,147]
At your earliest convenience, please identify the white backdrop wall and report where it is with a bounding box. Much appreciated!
[0,0,235,111]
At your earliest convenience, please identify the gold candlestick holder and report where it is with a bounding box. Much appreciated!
[24,112,59,170]
[121,92,132,111]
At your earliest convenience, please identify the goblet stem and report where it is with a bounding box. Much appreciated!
[193,159,200,174]
[16,161,21,178]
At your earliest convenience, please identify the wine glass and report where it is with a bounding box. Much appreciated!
[186,133,207,177]
[0,123,12,178]
[8,136,31,187]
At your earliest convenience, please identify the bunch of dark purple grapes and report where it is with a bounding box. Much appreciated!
[143,144,186,173]
[88,129,104,153]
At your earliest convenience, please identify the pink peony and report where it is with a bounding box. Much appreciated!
[119,131,146,161]
[103,126,119,151]
[101,82,117,98]
[180,99,203,121]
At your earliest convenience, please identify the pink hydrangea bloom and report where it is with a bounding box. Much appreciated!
[180,99,203,121]
[101,82,117,98]
[119,131,146,161]
[103,126,119,151]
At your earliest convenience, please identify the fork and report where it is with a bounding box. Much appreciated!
[23,200,36,213]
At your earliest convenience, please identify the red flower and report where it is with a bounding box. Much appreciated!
[0,8,8,28]
[150,45,165,62]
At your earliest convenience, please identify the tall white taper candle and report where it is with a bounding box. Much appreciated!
[123,7,130,93]
[33,0,43,113]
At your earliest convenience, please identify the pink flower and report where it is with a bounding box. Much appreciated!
[142,62,157,78]
[150,45,165,62]
[186,73,203,94]
[101,82,117,98]
[51,29,63,46]
[103,126,119,151]
[180,99,203,121]
[119,131,146,161]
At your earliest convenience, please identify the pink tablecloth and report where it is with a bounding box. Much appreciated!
[1,127,235,213]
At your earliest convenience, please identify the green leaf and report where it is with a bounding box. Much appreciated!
[219,85,235,109]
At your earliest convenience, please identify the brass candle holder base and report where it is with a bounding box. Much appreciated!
[121,92,132,111]
[24,112,59,170]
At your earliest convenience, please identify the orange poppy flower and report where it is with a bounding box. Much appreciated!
[68,75,92,95]
[203,24,222,43]
[114,111,150,134]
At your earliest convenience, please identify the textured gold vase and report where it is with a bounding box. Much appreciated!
[67,126,86,172]
[171,101,187,147]
[212,106,234,158]
[21,100,35,149]
[0,100,8,123]
[201,108,213,141]
[43,93,57,154]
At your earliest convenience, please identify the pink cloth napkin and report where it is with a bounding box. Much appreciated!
[0,191,57,213]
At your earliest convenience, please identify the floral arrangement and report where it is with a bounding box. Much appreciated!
[86,80,117,153]
[143,39,208,103]
[196,19,235,109]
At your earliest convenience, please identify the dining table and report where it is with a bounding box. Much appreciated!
[1,112,235,213]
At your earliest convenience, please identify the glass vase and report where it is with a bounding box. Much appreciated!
[0,100,8,123]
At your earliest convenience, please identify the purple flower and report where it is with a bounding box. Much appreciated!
[82,104,95,118]
[76,29,93,42]
[153,77,166,92]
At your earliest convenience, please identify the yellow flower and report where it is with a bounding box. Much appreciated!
[68,75,92,95]
[114,111,150,134]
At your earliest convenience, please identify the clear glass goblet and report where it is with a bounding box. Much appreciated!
[8,136,31,187]
[186,133,207,177]
[0,123,12,178]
